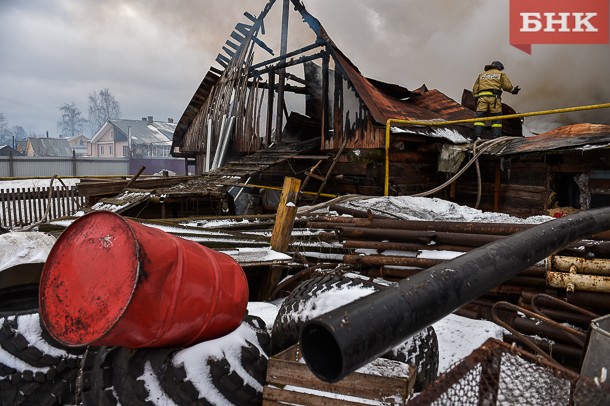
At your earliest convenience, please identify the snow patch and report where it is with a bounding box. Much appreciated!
[0,232,56,272]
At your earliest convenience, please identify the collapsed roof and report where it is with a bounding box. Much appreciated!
[171,0,476,159]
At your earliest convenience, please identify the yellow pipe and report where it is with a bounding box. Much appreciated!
[384,102,610,196]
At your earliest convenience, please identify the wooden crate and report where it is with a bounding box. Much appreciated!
[263,344,415,405]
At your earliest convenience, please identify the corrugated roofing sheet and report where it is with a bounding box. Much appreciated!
[327,40,475,125]
[29,138,73,157]
[110,119,175,145]
[497,123,610,155]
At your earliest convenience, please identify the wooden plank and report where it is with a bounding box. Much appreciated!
[304,171,325,182]
[27,187,34,225]
[76,177,189,197]
[258,177,301,300]
[0,189,6,228]
[59,187,67,218]
[265,345,411,403]
[36,187,43,223]
[51,187,58,220]
[494,166,501,212]
[266,358,410,401]
[263,385,373,406]
[270,177,301,252]
[16,188,23,226]
[7,189,13,227]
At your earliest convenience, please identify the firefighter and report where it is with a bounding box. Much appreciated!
[472,60,520,138]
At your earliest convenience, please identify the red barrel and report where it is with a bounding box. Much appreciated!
[39,211,248,348]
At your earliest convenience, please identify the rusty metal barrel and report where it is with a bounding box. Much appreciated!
[40,211,248,348]
[300,207,610,383]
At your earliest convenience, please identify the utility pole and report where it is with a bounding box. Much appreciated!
[275,0,290,143]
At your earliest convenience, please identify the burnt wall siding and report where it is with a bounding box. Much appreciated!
[451,156,549,216]
[451,149,610,217]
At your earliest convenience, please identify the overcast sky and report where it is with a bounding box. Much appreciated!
[1,0,609,137]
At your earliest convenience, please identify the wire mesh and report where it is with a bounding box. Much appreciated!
[411,338,610,406]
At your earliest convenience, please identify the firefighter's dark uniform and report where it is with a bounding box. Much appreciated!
[472,63,519,138]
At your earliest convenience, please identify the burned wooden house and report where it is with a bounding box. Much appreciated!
[451,123,610,216]
[169,1,480,203]
[152,0,608,218]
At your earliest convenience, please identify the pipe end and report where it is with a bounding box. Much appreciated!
[300,321,343,383]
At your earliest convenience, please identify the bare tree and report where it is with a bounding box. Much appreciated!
[88,88,121,135]
[0,112,13,145]
[11,125,27,142]
[58,102,87,138]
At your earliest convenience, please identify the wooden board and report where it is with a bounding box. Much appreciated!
[263,344,414,405]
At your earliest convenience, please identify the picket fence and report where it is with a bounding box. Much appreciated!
[0,186,86,229]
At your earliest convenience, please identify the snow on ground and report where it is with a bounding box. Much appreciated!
[0,232,56,271]
[333,195,552,223]
[0,190,531,399]
[0,178,80,189]
[434,314,504,372]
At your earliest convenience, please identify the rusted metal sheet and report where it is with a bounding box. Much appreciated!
[411,89,476,122]
[330,48,443,124]
[497,123,610,155]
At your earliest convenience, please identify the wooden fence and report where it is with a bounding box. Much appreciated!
[0,186,86,229]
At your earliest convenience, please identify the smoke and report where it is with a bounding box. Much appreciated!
[138,0,610,130]
[0,0,608,135]
[303,0,610,131]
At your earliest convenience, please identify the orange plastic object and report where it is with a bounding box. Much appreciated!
[39,211,248,348]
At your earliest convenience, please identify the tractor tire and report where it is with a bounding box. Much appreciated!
[270,274,384,354]
[0,310,85,405]
[78,314,271,406]
[381,326,439,392]
[270,275,439,391]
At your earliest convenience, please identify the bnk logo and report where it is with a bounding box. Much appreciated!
[510,0,609,54]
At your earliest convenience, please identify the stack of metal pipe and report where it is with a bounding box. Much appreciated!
[303,212,610,319]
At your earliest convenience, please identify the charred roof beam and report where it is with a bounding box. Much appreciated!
[249,42,324,77]
[250,49,326,78]
[248,80,310,95]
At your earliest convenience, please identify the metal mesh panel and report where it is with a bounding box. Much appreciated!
[411,339,610,406]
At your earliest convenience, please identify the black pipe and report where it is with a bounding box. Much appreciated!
[299,207,610,383]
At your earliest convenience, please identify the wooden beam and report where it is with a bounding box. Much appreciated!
[259,177,301,300]
[270,176,301,251]
[494,165,501,212]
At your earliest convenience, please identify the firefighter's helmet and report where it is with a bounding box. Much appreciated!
[490,61,505,71]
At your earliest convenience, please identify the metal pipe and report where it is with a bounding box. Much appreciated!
[565,291,610,310]
[343,254,441,269]
[337,227,434,243]
[299,207,610,383]
[551,255,610,276]
[547,272,610,294]
[311,217,610,241]
[342,240,474,253]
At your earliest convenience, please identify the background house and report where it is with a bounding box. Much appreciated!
[25,137,72,157]
[89,116,176,158]
[67,134,90,157]
[0,145,23,156]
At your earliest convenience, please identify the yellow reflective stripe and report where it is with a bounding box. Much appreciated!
[474,122,485,126]
[492,124,503,128]
[477,91,494,96]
